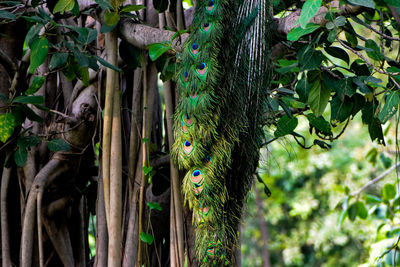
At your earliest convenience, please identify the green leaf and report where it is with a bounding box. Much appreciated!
[18,136,40,148]
[383,184,396,200]
[306,113,332,135]
[53,0,75,14]
[380,153,392,169]
[85,28,98,45]
[296,76,310,103]
[356,201,368,219]
[95,0,114,10]
[368,118,384,144]
[313,139,331,149]
[94,55,122,72]
[0,10,17,20]
[308,80,330,116]
[104,11,120,26]
[351,93,365,116]
[365,39,383,61]
[384,0,400,7]
[298,46,324,71]
[365,194,382,204]
[71,48,89,67]
[0,113,16,143]
[331,94,353,124]
[327,28,337,43]
[13,95,44,104]
[334,16,346,27]
[275,59,299,74]
[347,203,357,221]
[281,96,306,109]
[287,23,320,41]
[76,67,89,86]
[147,202,162,211]
[29,37,49,74]
[336,78,356,99]
[350,60,371,76]
[49,53,69,71]
[147,42,171,61]
[366,147,378,165]
[48,138,70,152]
[14,146,28,167]
[337,208,347,228]
[140,232,154,245]
[100,23,117,34]
[345,31,358,48]
[25,25,42,48]
[25,76,45,95]
[347,0,375,8]
[121,4,146,12]
[142,166,153,176]
[325,46,350,65]
[378,91,400,124]
[142,137,149,143]
[38,7,52,21]
[274,115,298,137]
[299,0,321,28]
[326,21,335,30]
[20,105,43,122]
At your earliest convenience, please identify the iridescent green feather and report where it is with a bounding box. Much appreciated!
[172,0,272,264]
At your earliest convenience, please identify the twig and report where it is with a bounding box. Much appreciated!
[262,137,278,147]
[336,37,400,77]
[49,109,74,120]
[320,65,341,79]
[351,161,400,196]
[351,16,400,41]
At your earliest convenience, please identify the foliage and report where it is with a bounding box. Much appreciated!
[241,0,400,265]
[244,116,400,266]
[0,0,400,265]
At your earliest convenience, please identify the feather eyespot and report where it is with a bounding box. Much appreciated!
[203,155,212,165]
[180,71,189,85]
[181,114,193,132]
[196,63,208,76]
[183,139,193,155]
[183,114,193,125]
[201,206,210,215]
[191,169,203,181]
[201,22,214,33]
[190,42,200,57]
[206,0,215,11]
[206,242,216,257]
[192,183,203,195]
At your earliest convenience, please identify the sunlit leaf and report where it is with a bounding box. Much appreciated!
[299,0,321,29]
[287,24,320,41]
[0,113,16,143]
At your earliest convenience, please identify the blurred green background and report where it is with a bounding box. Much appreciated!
[242,114,400,267]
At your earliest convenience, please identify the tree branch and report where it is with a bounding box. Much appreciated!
[351,161,400,196]
[275,1,363,35]
[119,19,188,52]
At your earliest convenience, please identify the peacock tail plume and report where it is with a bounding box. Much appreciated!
[171,0,272,264]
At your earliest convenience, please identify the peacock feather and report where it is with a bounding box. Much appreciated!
[171,0,272,264]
